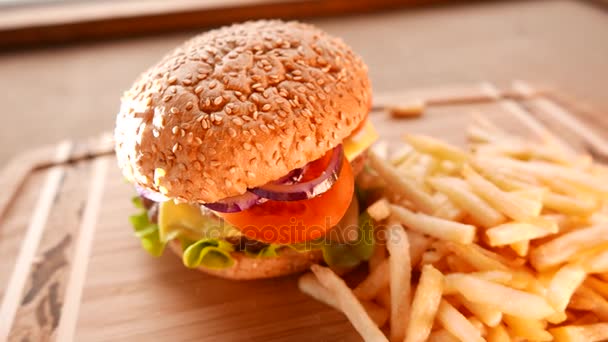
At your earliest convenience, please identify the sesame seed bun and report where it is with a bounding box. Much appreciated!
[115,20,371,203]
[167,239,323,280]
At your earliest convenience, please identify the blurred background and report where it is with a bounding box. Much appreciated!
[0,0,607,164]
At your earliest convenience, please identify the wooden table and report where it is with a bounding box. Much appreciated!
[1,1,608,340]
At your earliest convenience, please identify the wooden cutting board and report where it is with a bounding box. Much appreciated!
[0,81,606,342]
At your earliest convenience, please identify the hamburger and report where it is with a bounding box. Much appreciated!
[115,20,379,280]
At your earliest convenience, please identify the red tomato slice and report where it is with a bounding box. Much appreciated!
[218,154,354,244]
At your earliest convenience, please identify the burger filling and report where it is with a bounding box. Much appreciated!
[130,120,379,270]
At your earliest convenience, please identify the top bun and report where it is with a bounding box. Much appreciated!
[115,20,371,203]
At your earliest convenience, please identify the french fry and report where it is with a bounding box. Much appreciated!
[486,222,556,246]
[367,198,392,221]
[544,192,598,216]
[530,223,608,271]
[407,230,432,267]
[427,329,459,342]
[458,295,502,327]
[580,249,608,273]
[436,299,485,342]
[547,264,587,312]
[446,255,477,273]
[463,165,542,221]
[550,323,608,342]
[443,242,510,272]
[572,286,608,321]
[310,265,388,342]
[448,273,555,319]
[467,317,487,337]
[487,323,510,342]
[476,156,608,196]
[353,259,389,300]
[510,240,529,257]
[390,144,414,166]
[369,151,437,214]
[584,276,608,299]
[443,271,513,295]
[386,225,411,342]
[298,273,388,327]
[404,134,469,164]
[432,196,466,221]
[428,177,506,228]
[405,265,443,342]
[388,101,425,119]
[391,205,476,244]
[503,314,553,341]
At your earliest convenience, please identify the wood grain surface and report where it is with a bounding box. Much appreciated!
[0,83,605,341]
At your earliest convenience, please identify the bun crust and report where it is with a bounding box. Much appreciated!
[115,20,371,203]
[168,239,323,280]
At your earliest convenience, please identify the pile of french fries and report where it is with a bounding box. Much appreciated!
[298,116,608,342]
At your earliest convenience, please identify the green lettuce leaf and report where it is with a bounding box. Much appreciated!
[182,239,234,269]
[129,197,165,257]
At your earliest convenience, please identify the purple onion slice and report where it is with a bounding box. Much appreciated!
[272,167,304,185]
[135,185,168,203]
[202,191,265,213]
[250,145,344,201]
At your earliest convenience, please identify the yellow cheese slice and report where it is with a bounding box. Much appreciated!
[344,120,378,161]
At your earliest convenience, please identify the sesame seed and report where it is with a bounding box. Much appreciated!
[232,117,244,126]
[252,83,262,89]
[185,102,194,111]
[263,65,272,71]
[225,106,232,114]
[255,143,263,150]
[194,86,203,94]
[229,167,237,174]
[250,129,257,136]
[172,143,180,153]
[267,124,275,130]
[151,144,158,152]
[196,115,205,122]
[152,129,160,137]
[202,120,209,129]
[171,126,179,135]
[225,179,233,187]
[228,127,237,137]
[293,76,303,81]
[247,171,255,178]
[194,137,202,145]
[262,104,271,111]
[209,81,217,89]
[163,95,172,102]
[183,79,192,86]
[292,70,302,76]
[170,107,179,114]
[205,179,214,185]
[210,160,220,167]
[252,111,259,120]
[214,96,223,105]
[187,132,193,143]
[243,142,252,150]
[168,76,177,84]
[180,129,185,137]
[193,161,202,170]
[205,98,211,107]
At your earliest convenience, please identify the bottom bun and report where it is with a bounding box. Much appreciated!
[168,239,323,280]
